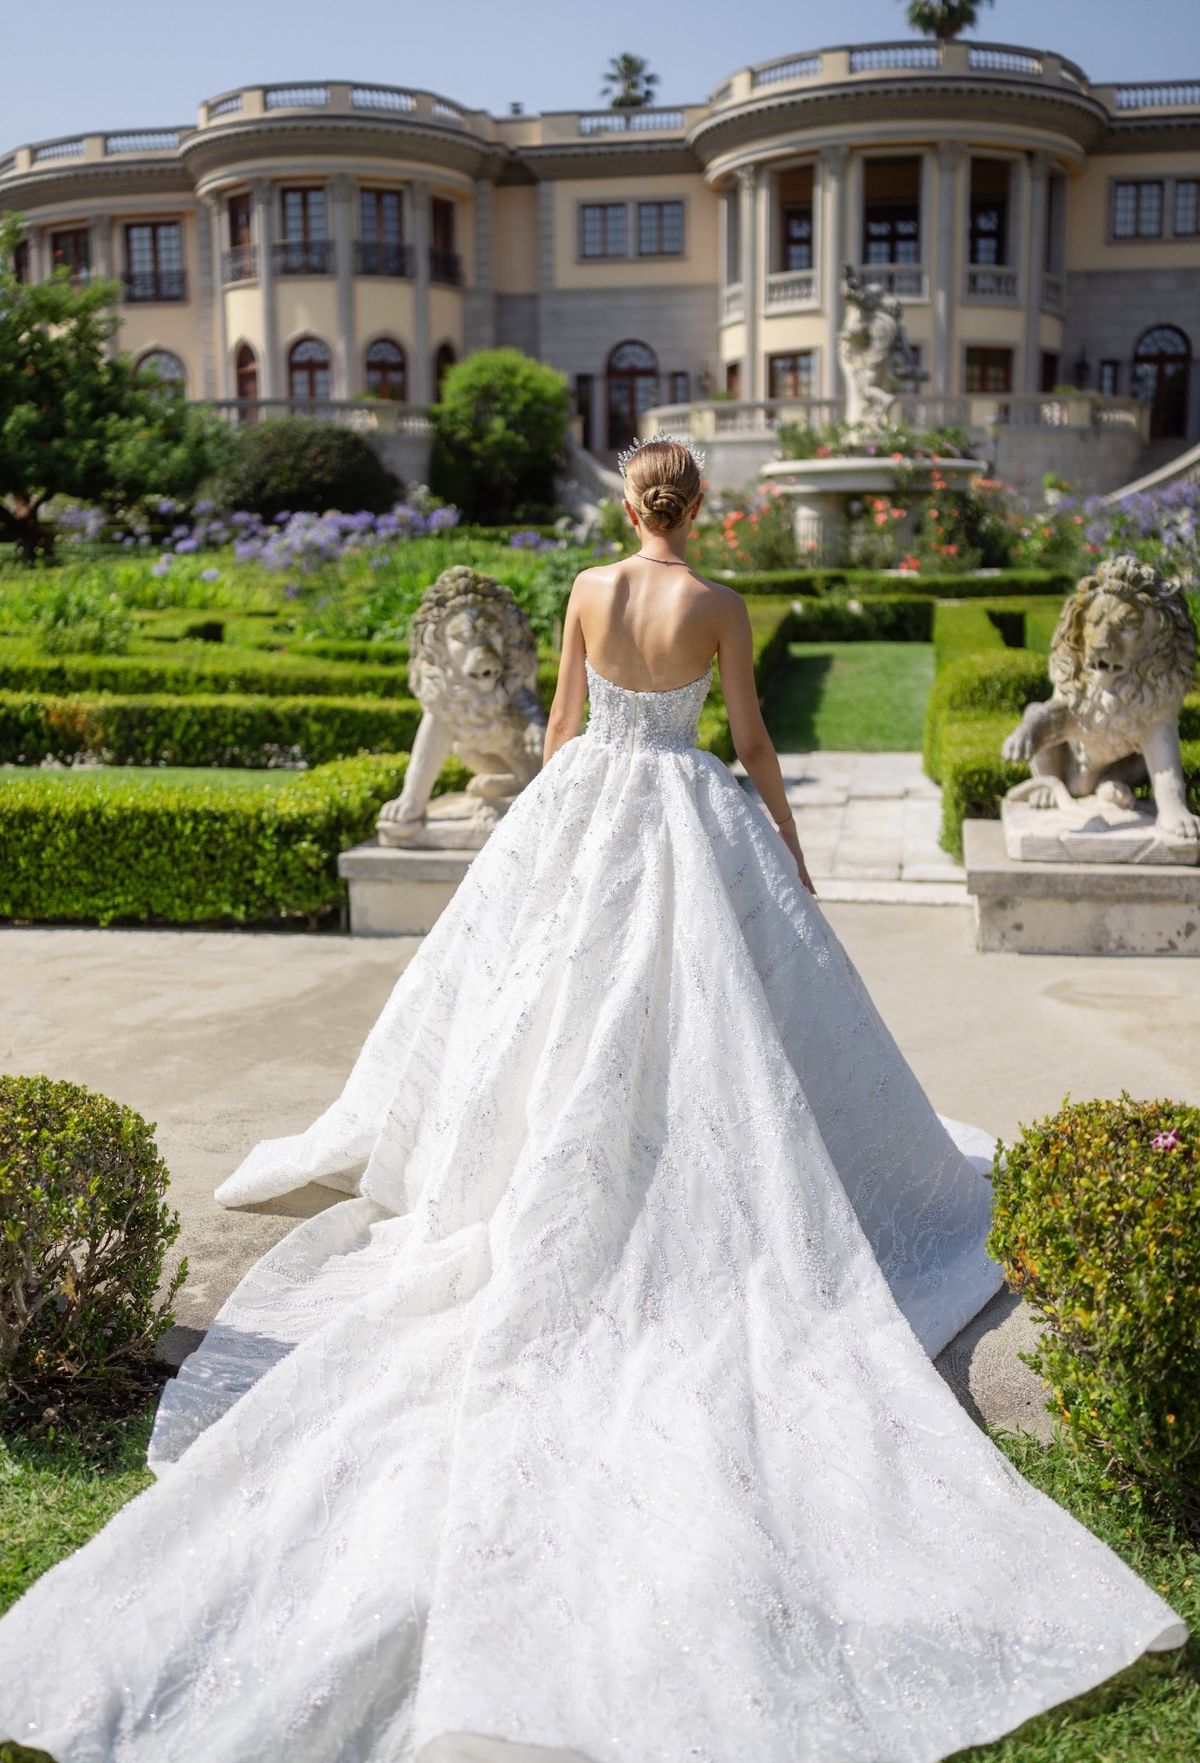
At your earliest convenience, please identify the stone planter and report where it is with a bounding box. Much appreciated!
[760,454,984,567]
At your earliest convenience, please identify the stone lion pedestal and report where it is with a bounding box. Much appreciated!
[338,842,477,936]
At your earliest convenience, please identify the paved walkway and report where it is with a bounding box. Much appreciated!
[733,751,967,904]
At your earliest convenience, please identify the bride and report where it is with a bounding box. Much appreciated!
[0,437,1187,1761]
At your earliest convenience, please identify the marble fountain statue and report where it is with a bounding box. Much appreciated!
[760,265,982,565]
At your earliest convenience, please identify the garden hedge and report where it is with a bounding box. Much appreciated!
[0,639,405,700]
[717,568,1075,599]
[787,595,935,643]
[0,754,475,927]
[0,690,424,769]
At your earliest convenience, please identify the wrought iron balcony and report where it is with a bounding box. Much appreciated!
[272,239,334,276]
[428,246,462,286]
[222,243,257,283]
[354,240,415,278]
[121,267,187,303]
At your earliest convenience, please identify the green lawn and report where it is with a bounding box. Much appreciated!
[764,641,935,751]
[0,1406,1194,1762]
[0,765,297,791]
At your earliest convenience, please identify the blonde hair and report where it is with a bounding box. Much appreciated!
[623,439,702,535]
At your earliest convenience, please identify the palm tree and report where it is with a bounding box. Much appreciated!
[601,54,660,111]
[905,0,994,40]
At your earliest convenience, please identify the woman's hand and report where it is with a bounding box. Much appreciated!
[778,820,817,897]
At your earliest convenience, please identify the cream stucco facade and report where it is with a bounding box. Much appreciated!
[2,42,1197,467]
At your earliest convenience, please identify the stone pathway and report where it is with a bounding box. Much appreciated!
[732,751,967,904]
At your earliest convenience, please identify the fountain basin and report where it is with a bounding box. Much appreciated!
[760,454,984,566]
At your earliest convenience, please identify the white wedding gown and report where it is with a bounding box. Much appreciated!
[0,655,1188,1763]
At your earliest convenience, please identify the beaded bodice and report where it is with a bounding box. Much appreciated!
[583,655,711,754]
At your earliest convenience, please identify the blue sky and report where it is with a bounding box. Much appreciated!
[3,0,1198,147]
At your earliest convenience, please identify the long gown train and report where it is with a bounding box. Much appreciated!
[0,656,1187,1763]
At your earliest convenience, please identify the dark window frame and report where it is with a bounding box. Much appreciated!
[1174,179,1199,238]
[767,350,816,400]
[365,336,407,401]
[1111,179,1164,241]
[781,203,813,272]
[123,219,185,303]
[964,346,1014,394]
[579,202,628,260]
[636,199,684,258]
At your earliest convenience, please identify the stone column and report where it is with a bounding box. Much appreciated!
[933,143,966,398]
[1024,152,1049,393]
[90,214,116,356]
[330,174,356,398]
[736,165,759,400]
[411,180,432,405]
[464,177,496,352]
[820,145,848,401]
[196,199,218,399]
[30,224,50,283]
[251,179,279,399]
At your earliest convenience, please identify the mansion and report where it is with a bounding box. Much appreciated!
[3,37,1199,482]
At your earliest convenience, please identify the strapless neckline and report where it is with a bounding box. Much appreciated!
[584,655,712,697]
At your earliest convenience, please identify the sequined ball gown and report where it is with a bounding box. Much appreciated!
[0,656,1187,1763]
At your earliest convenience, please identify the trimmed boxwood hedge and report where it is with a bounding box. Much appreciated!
[717,568,1075,599]
[0,690,425,769]
[0,639,405,700]
[787,595,935,643]
[924,648,1200,855]
[0,754,471,927]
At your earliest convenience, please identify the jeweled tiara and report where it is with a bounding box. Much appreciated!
[616,432,707,477]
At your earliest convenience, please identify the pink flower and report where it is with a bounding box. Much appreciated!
[1152,1129,1182,1151]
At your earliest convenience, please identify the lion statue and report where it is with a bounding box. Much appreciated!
[377,566,548,850]
[1002,554,1199,844]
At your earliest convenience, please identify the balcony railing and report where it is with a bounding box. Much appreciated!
[765,269,817,310]
[1042,272,1065,313]
[272,239,334,275]
[854,264,927,300]
[428,246,462,286]
[122,268,187,303]
[895,392,1150,438]
[204,397,434,436]
[720,283,744,323]
[355,240,415,277]
[965,265,1019,301]
[222,243,257,283]
[646,398,841,439]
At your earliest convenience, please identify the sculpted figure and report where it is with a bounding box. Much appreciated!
[837,265,918,437]
[377,566,547,850]
[1002,555,1199,843]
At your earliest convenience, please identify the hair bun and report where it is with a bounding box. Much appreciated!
[639,483,689,528]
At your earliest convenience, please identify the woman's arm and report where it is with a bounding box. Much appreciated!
[542,577,589,765]
[715,594,817,897]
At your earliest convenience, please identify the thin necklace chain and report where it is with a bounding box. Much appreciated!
[633,551,688,565]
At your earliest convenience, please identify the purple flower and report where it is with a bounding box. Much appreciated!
[194,499,215,516]
[151,557,172,577]
[1151,1128,1182,1151]
[175,537,200,554]
[199,567,220,583]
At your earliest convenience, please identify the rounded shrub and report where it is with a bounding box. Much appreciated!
[210,416,400,519]
[0,1075,186,1408]
[988,1092,1200,1527]
[430,348,570,523]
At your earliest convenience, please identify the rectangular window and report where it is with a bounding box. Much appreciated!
[782,204,813,271]
[968,158,1011,266]
[637,200,684,257]
[361,189,404,243]
[964,347,1014,394]
[281,187,326,243]
[123,221,184,302]
[580,202,627,259]
[1099,359,1121,396]
[1040,351,1061,394]
[574,373,594,451]
[668,370,689,402]
[863,156,922,266]
[724,360,741,399]
[1111,180,1163,239]
[228,194,252,248]
[49,227,90,279]
[768,351,815,400]
[431,196,455,253]
[1174,179,1199,237]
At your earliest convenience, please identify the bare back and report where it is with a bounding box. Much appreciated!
[571,556,730,691]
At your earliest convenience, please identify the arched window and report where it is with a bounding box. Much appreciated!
[136,349,187,392]
[1132,325,1191,440]
[433,341,457,398]
[288,336,332,404]
[605,339,659,452]
[365,337,407,401]
[235,343,259,422]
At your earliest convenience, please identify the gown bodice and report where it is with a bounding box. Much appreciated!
[583,655,711,754]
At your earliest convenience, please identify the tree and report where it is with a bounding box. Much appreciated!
[430,349,570,523]
[0,210,228,561]
[601,53,660,111]
[905,0,994,40]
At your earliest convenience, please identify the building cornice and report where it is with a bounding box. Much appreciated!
[180,115,508,183]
